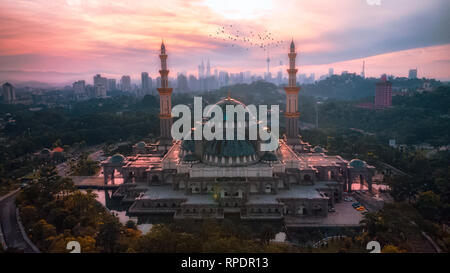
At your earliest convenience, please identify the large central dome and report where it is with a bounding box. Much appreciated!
[180,96,260,166]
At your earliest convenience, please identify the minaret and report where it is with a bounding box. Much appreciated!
[284,39,301,141]
[157,41,173,145]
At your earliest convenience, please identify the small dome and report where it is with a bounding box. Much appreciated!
[53,147,64,153]
[40,148,51,154]
[109,154,125,163]
[349,159,366,168]
[182,154,199,162]
[313,146,324,153]
[136,142,146,148]
[261,152,278,162]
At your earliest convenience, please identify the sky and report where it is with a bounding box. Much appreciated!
[0,0,449,85]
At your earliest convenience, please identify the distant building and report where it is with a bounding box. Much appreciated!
[375,74,392,109]
[176,73,189,93]
[328,68,334,77]
[141,72,152,95]
[360,61,365,79]
[73,80,85,96]
[107,79,116,91]
[206,58,211,78]
[198,60,205,79]
[120,75,131,92]
[93,74,108,98]
[218,71,229,87]
[188,75,199,91]
[408,69,417,79]
[2,82,16,104]
[156,77,161,89]
[95,84,107,98]
[94,74,107,88]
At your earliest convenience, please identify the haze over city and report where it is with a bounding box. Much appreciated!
[0,0,449,85]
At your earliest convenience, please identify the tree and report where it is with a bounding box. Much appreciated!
[32,219,57,242]
[382,244,406,253]
[21,205,38,226]
[415,191,442,222]
[360,212,384,237]
[96,215,121,253]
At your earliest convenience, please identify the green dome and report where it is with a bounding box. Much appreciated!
[182,154,199,162]
[109,154,125,163]
[349,159,366,168]
[261,152,278,162]
[181,140,195,152]
[136,142,146,148]
[204,97,256,122]
[204,140,256,157]
[313,146,324,153]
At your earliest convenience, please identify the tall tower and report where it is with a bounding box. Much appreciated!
[375,74,392,109]
[199,59,205,79]
[266,55,270,76]
[157,41,173,145]
[206,58,211,78]
[284,39,301,141]
[361,60,365,78]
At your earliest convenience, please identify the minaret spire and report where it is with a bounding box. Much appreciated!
[157,41,173,146]
[284,38,301,142]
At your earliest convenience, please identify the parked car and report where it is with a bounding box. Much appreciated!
[344,197,353,202]
[352,202,361,208]
[356,206,366,211]
[328,207,336,212]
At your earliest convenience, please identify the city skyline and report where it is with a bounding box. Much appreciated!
[0,0,449,85]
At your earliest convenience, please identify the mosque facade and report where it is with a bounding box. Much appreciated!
[101,41,375,220]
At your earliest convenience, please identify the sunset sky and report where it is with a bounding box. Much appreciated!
[0,0,449,85]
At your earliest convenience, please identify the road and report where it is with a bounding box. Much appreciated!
[0,191,36,253]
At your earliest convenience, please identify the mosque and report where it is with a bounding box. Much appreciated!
[101,41,375,220]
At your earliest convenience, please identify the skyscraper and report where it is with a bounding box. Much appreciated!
[328,68,334,77]
[157,41,173,145]
[408,69,418,79]
[265,55,271,81]
[94,74,107,88]
[107,79,116,91]
[361,61,365,78]
[120,75,131,92]
[198,59,205,79]
[141,72,152,95]
[93,74,108,98]
[206,58,211,78]
[375,74,392,109]
[176,73,189,93]
[73,80,85,96]
[2,82,15,104]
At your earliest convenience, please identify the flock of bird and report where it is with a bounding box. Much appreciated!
[208,25,286,51]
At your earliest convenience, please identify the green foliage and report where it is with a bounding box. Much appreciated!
[71,153,100,176]
[415,191,442,222]
[96,215,121,253]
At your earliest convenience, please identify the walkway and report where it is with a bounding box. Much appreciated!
[0,191,37,253]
